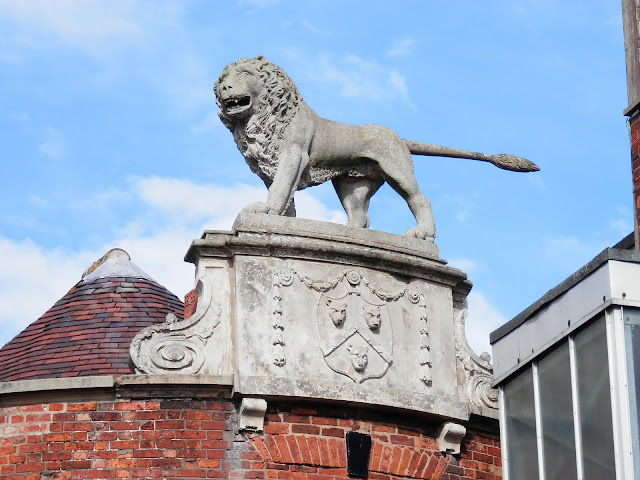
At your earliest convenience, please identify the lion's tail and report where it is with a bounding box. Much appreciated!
[403,139,539,172]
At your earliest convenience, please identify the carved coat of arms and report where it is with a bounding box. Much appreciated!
[315,271,392,383]
[276,267,430,385]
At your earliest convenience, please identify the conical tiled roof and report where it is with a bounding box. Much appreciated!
[0,248,184,382]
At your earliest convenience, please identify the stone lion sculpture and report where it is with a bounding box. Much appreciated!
[214,56,538,241]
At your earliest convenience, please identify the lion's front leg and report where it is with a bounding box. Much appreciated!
[240,201,271,215]
[263,144,308,216]
[243,180,296,217]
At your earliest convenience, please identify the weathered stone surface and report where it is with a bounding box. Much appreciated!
[437,422,467,454]
[453,298,499,419]
[232,212,440,259]
[130,214,497,420]
[0,376,115,395]
[116,374,233,399]
[129,265,223,375]
[214,56,538,241]
[238,398,268,432]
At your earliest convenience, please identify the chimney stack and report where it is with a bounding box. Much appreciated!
[622,0,640,249]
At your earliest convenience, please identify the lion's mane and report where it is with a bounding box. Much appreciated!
[215,56,301,183]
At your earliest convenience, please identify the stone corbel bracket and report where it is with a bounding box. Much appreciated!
[238,398,268,432]
[452,298,498,416]
[437,422,467,455]
[130,266,221,374]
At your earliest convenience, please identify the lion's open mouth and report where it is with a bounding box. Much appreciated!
[223,96,251,115]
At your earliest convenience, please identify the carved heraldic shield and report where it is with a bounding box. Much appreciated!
[316,271,392,383]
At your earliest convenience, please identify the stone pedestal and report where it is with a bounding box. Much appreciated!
[130,213,498,421]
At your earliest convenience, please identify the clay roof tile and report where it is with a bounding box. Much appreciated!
[0,248,184,382]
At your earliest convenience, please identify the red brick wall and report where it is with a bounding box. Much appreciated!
[631,112,640,249]
[0,399,500,480]
[183,289,198,320]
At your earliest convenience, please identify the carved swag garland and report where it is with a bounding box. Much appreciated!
[273,267,432,386]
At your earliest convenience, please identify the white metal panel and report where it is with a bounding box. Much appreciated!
[492,336,520,384]
[532,363,546,480]
[610,261,640,302]
[499,387,510,480]
[606,309,633,479]
[493,263,613,381]
[569,337,584,480]
[610,307,636,479]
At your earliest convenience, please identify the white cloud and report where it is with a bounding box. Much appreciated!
[121,179,346,294]
[0,232,196,350]
[0,0,209,115]
[610,218,633,237]
[442,259,503,357]
[190,111,223,134]
[528,171,547,190]
[541,235,610,264]
[0,0,147,54]
[0,1,218,122]
[237,0,280,7]
[160,51,217,112]
[9,112,30,123]
[133,177,267,225]
[0,178,347,348]
[315,54,412,103]
[609,205,633,237]
[115,228,198,298]
[133,176,346,226]
[447,257,478,273]
[0,52,24,64]
[301,20,322,35]
[69,186,130,211]
[440,194,475,222]
[295,191,348,224]
[92,187,131,206]
[385,36,416,58]
[27,194,48,209]
[0,0,188,61]
[388,70,409,99]
[465,290,507,357]
[0,237,97,347]
[38,126,65,157]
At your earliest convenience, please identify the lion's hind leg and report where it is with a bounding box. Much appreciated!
[374,144,435,241]
[332,176,384,229]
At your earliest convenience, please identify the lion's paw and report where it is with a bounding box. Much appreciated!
[403,226,435,242]
[241,201,270,215]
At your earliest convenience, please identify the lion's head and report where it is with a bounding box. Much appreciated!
[214,56,301,182]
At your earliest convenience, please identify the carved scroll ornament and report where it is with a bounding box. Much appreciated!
[453,299,498,411]
[129,267,221,374]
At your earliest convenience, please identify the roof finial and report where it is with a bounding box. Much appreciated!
[82,248,131,279]
[81,248,154,282]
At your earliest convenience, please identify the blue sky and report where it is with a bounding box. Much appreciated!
[0,1,629,355]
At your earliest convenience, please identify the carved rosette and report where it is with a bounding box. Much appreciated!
[452,298,498,412]
[278,266,431,386]
[129,267,221,374]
